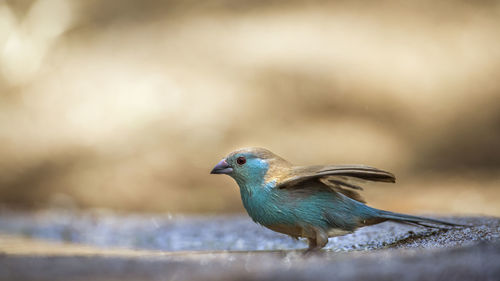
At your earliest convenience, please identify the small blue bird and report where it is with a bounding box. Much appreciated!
[211,147,460,251]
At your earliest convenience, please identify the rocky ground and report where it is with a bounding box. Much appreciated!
[0,210,499,281]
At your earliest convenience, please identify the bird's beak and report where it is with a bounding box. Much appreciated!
[210,159,233,174]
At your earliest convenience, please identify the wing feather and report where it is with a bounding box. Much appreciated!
[275,165,396,203]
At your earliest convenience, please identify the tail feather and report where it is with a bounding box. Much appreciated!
[376,210,466,228]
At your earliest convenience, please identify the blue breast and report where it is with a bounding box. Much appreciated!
[238,179,379,232]
[238,180,325,229]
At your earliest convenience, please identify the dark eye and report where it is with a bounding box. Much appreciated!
[236,156,246,165]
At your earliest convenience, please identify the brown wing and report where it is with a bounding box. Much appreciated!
[276,165,396,203]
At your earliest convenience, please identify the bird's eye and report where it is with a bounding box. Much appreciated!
[236,156,246,165]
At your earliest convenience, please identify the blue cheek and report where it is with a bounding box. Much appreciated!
[232,157,270,188]
[236,159,269,186]
[247,159,269,177]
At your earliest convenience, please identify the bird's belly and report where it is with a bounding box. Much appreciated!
[327,228,351,237]
[263,224,304,238]
[264,224,351,239]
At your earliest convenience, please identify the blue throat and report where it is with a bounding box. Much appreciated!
[238,179,290,226]
[231,160,286,226]
[233,161,269,202]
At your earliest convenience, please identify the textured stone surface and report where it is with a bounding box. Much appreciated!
[0,210,499,280]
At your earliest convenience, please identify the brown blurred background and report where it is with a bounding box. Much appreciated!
[0,0,499,215]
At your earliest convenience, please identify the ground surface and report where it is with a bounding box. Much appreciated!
[0,210,499,280]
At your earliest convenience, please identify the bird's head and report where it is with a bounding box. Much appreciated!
[211,147,290,187]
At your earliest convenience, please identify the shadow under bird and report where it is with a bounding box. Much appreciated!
[211,147,462,251]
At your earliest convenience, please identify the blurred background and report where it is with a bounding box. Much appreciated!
[0,0,499,216]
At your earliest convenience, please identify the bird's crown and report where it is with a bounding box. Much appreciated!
[226,147,292,184]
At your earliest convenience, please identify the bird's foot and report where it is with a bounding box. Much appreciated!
[303,247,324,256]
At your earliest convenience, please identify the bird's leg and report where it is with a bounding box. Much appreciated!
[304,238,318,255]
[307,237,317,250]
[305,229,328,254]
[315,230,329,249]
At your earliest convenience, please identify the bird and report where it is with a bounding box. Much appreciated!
[210,147,462,252]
